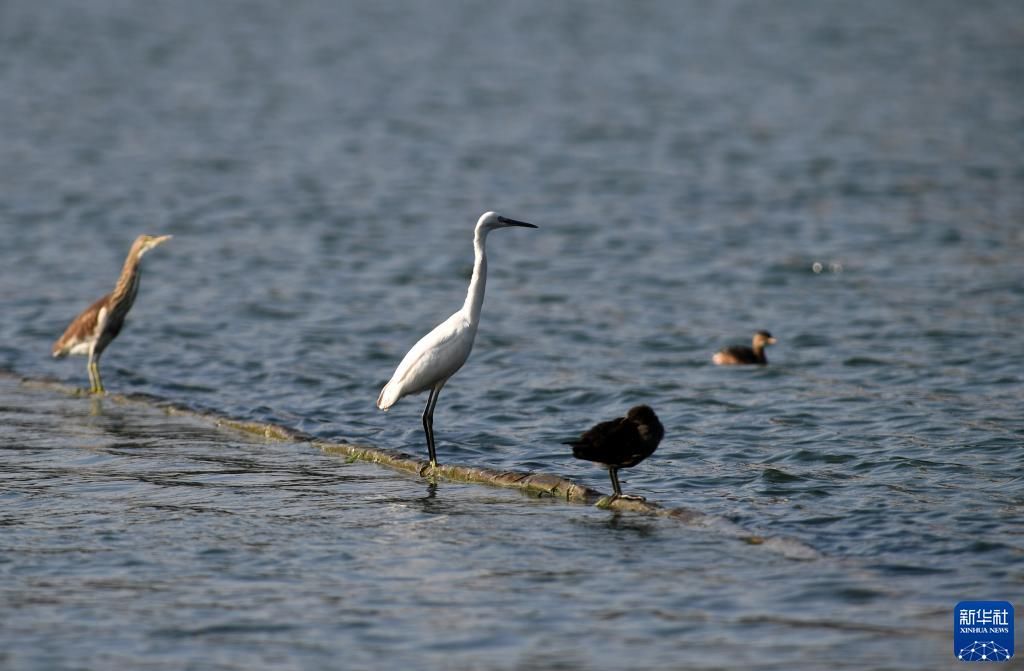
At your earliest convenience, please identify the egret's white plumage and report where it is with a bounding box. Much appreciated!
[376,310,469,410]
[377,211,537,468]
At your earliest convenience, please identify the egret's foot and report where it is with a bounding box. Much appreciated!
[418,462,438,478]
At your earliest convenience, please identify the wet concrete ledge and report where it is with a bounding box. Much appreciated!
[6,370,820,560]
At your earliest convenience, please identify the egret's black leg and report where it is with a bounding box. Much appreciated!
[421,382,445,469]
[608,467,622,497]
[421,386,438,468]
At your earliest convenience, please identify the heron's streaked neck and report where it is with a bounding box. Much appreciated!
[462,228,488,323]
[111,245,145,307]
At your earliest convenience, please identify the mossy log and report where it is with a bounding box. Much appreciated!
[9,372,819,559]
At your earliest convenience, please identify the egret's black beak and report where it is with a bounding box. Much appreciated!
[497,216,538,228]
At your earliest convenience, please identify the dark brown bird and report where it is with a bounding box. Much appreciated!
[52,234,172,394]
[565,405,664,500]
[712,330,777,365]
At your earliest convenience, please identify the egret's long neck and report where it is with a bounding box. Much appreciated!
[111,246,143,309]
[462,228,488,323]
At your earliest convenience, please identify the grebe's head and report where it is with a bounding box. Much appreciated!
[753,330,777,347]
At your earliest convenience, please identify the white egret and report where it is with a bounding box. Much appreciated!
[376,211,537,468]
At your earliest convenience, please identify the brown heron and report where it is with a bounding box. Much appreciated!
[52,234,172,394]
[712,330,777,365]
[566,405,665,500]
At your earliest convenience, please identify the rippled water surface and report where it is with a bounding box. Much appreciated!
[2,1,1023,669]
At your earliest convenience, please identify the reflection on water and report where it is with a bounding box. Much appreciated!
[0,374,982,670]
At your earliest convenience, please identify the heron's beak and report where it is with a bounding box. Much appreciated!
[767,337,778,345]
[153,234,173,246]
[496,216,537,229]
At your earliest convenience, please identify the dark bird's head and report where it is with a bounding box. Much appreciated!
[626,405,664,445]
[626,405,659,424]
[753,330,777,348]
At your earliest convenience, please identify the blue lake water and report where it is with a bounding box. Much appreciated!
[1,1,1022,668]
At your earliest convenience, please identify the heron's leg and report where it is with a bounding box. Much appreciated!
[93,361,105,394]
[86,351,99,394]
[608,467,622,497]
[87,343,105,395]
[87,356,105,395]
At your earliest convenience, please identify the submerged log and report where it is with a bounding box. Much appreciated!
[316,441,602,503]
[8,371,819,559]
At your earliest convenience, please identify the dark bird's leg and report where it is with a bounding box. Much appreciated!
[608,467,622,497]
[421,381,445,469]
[608,466,646,502]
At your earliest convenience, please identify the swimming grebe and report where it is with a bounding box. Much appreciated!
[712,330,777,365]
